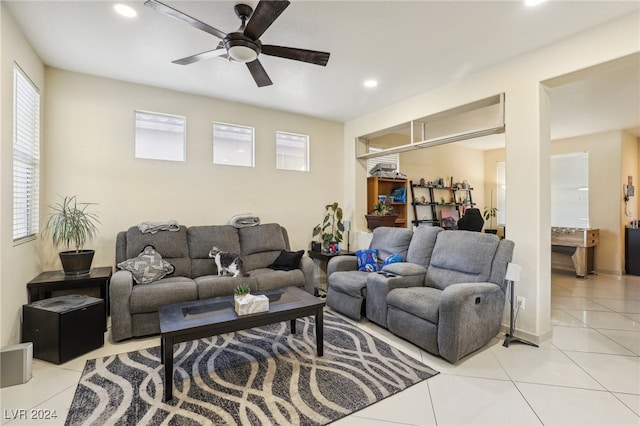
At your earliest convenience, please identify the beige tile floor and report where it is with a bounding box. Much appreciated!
[1,270,639,425]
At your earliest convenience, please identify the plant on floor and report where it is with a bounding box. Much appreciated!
[234,284,251,297]
[483,188,498,232]
[313,202,344,247]
[43,195,101,275]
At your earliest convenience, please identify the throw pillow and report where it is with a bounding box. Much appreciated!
[356,249,379,272]
[268,250,304,271]
[383,253,403,266]
[117,245,174,284]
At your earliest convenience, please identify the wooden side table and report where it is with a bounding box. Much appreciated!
[27,267,112,328]
[307,251,356,296]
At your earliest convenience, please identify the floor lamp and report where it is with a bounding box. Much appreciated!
[343,220,350,252]
[503,262,539,348]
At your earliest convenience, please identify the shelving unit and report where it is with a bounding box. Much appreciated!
[410,180,475,227]
[367,176,408,228]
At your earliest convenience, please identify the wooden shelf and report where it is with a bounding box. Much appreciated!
[367,176,408,228]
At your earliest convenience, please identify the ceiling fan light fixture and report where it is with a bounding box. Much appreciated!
[224,33,261,63]
[228,45,258,63]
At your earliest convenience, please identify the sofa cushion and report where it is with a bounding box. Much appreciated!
[117,245,175,285]
[239,223,286,255]
[406,226,443,267]
[187,225,240,259]
[427,231,500,290]
[250,268,305,291]
[239,224,288,271]
[369,227,413,261]
[194,275,257,300]
[129,277,197,314]
[268,250,304,271]
[328,271,369,297]
[387,287,442,324]
[124,226,191,277]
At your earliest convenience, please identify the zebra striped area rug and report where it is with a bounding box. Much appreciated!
[66,311,438,425]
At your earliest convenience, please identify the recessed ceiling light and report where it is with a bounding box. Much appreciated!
[524,0,548,6]
[363,79,378,88]
[114,4,137,18]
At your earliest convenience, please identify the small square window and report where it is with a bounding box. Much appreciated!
[213,122,255,167]
[135,111,186,161]
[276,131,309,171]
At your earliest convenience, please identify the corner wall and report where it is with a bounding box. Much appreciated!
[1,4,45,347]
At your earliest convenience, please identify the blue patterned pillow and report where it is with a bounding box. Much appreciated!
[383,253,403,266]
[356,249,379,272]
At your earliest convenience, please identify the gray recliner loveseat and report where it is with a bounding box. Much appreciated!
[327,226,514,363]
[110,223,314,342]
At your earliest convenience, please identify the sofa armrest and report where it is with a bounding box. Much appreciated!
[438,282,505,363]
[299,256,315,295]
[109,270,135,342]
[327,256,358,277]
[366,264,427,328]
[381,262,427,277]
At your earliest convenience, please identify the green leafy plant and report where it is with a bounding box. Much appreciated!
[483,206,498,229]
[234,284,251,296]
[43,195,100,252]
[313,202,344,246]
[370,200,394,216]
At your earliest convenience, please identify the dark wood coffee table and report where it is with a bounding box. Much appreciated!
[158,286,325,401]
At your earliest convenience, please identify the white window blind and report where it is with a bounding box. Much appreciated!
[135,111,186,161]
[13,65,40,243]
[276,131,309,171]
[366,147,400,175]
[213,122,254,167]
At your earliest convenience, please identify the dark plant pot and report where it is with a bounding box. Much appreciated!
[59,250,95,276]
[311,241,321,252]
[365,214,398,231]
[484,229,498,234]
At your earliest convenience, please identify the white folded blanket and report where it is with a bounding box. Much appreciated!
[229,214,260,228]
[137,220,180,234]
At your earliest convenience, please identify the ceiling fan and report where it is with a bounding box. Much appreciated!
[144,0,330,87]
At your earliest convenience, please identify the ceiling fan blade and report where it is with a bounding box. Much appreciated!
[172,48,227,65]
[144,0,227,40]
[261,45,330,66]
[243,0,290,41]
[246,60,273,87]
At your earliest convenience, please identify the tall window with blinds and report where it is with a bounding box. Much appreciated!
[13,65,40,243]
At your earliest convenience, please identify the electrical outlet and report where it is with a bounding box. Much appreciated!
[517,296,525,310]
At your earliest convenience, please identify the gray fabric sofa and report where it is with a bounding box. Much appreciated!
[110,223,314,342]
[327,226,514,363]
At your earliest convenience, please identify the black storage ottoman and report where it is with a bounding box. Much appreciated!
[22,295,105,364]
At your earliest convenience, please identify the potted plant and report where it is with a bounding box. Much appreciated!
[483,206,498,234]
[43,195,100,275]
[365,200,398,231]
[234,284,251,299]
[313,202,344,251]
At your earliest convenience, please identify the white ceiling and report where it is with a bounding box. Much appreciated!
[5,0,640,141]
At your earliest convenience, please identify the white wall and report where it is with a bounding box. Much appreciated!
[344,13,640,342]
[1,5,45,347]
[40,68,344,271]
[551,131,626,275]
